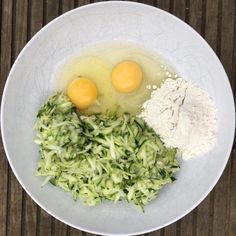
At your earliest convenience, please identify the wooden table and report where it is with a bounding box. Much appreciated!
[0,1,235,235]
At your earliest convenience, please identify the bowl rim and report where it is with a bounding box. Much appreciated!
[1,1,235,235]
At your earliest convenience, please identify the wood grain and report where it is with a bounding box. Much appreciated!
[0,0,13,99]
[148,230,161,236]
[0,140,8,236]
[75,0,91,7]
[156,0,170,12]
[212,162,231,236]
[229,150,236,235]
[22,196,37,236]
[20,2,44,235]
[52,219,68,236]
[205,0,219,51]
[30,0,43,37]
[142,0,155,6]
[189,0,202,34]
[5,0,28,235]
[37,209,52,236]
[61,0,74,13]
[0,1,235,236]
[173,0,186,21]
[10,2,35,236]
[70,228,84,236]
[196,195,211,236]
[0,1,13,235]
[220,0,235,88]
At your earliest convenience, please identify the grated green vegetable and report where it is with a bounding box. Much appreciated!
[35,92,179,211]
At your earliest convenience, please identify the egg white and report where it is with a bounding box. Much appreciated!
[55,42,175,114]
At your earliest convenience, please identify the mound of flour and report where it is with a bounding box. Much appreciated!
[140,78,217,160]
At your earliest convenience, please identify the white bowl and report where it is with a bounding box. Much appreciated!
[1,2,235,235]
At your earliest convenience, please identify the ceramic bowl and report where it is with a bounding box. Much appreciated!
[1,2,235,235]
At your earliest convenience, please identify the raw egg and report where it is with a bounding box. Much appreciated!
[56,42,172,114]
[111,60,143,93]
[67,77,98,110]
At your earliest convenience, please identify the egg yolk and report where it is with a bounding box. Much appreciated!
[67,77,98,110]
[111,60,143,93]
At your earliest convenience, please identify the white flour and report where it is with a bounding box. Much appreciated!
[140,78,217,160]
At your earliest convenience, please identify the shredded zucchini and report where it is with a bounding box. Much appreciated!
[35,92,179,211]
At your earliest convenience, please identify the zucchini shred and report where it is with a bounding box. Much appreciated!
[34,92,180,212]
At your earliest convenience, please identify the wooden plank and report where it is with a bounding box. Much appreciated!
[164,223,177,236]
[14,0,28,57]
[148,230,161,236]
[30,0,43,37]
[196,195,211,236]
[0,1,13,94]
[45,0,59,23]
[11,0,32,234]
[220,0,235,88]
[185,0,190,23]
[75,0,91,7]
[85,233,96,236]
[229,149,236,235]
[179,211,195,236]
[189,0,202,34]
[23,196,37,236]
[0,1,13,235]
[233,0,236,141]
[19,3,36,236]
[6,173,23,236]
[0,142,8,236]
[37,209,52,236]
[156,0,170,12]
[212,161,231,236]
[141,0,155,6]
[231,0,236,153]
[204,0,219,51]
[173,0,186,21]
[53,220,69,236]
[70,227,83,236]
[5,0,28,235]
[61,0,74,13]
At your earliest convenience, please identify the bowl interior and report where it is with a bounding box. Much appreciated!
[1,2,235,235]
